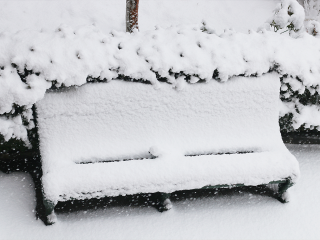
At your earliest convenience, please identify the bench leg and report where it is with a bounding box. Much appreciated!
[154,192,172,212]
[277,179,293,203]
[43,198,57,225]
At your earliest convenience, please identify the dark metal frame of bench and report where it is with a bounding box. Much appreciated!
[42,177,293,225]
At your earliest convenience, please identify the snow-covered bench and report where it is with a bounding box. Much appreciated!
[36,73,300,225]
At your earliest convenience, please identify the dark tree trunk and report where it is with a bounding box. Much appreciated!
[126,0,140,32]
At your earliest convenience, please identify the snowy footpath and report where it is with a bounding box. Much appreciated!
[0,144,319,240]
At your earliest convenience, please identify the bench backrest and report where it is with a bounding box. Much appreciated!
[36,73,284,169]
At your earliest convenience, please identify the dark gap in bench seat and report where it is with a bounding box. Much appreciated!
[185,150,254,157]
[76,151,255,164]
[77,156,156,164]
[76,153,157,164]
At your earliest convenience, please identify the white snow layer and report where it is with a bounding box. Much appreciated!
[1,144,319,240]
[0,116,28,142]
[1,22,320,141]
[0,0,276,34]
[36,74,299,203]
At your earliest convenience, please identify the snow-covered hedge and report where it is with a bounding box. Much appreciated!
[264,0,320,132]
[1,18,320,144]
[263,0,305,37]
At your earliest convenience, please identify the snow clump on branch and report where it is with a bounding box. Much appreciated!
[261,0,305,37]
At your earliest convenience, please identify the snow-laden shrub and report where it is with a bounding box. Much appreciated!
[304,0,320,37]
[305,19,320,36]
[263,0,320,39]
[260,0,320,133]
[0,115,28,142]
[1,24,320,147]
[263,0,305,37]
[280,74,320,133]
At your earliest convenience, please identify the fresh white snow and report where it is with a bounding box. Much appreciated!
[0,144,319,240]
[0,0,277,34]
[0,0,319,238]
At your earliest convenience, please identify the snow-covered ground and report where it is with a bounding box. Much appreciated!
[0,144,319,240]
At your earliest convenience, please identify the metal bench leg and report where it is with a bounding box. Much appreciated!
[43,198,57,225]
[277,178,293,203]
[154,192,172,212]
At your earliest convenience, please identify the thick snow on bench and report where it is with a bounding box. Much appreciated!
[36,73,299,203]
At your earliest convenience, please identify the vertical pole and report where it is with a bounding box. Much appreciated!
[126,0,140,32]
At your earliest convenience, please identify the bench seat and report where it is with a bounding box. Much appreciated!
[43,151,298,202]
